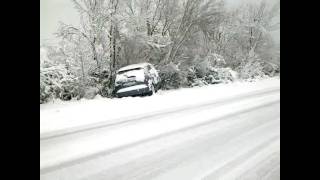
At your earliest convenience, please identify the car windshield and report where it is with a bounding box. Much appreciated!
[117,67,143,75]
[116,67,145,83]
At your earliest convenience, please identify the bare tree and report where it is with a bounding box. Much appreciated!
[56,0,111,75]
[107,0,121,90]
[236,0,280,58]
[164,0,224,63]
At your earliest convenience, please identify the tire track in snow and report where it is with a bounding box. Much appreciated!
[40,87,279,140]
[76,109,279,180]
[41,100,279,178]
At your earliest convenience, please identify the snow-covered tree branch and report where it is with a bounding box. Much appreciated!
[41,0,280,103]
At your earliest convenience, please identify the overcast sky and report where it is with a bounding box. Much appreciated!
[40,0,79,44]
[40,0,279,44]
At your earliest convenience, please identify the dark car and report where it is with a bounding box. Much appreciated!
[114,63,161,97]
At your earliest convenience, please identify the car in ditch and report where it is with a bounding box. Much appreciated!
[114,63,161,97]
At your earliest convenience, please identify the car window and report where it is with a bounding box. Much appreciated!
[117,67,142,75]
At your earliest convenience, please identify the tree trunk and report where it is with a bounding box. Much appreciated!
[113,36,116,69]
[80,54,86,82]
[147,20,152,36]
[91,41,100,73]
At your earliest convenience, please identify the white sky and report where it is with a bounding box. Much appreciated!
[40,0,279,44]
[40,0,79,44]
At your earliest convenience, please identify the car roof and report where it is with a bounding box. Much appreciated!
[117,63,152,72]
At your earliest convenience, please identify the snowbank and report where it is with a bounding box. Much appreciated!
[40,77,280,134]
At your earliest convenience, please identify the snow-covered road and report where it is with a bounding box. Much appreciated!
[40,78,280,180]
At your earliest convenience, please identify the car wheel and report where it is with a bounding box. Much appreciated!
[155,84,159,93]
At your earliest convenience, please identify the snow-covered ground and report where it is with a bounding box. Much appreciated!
[40,77,280,180]
[40,77,280,135]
